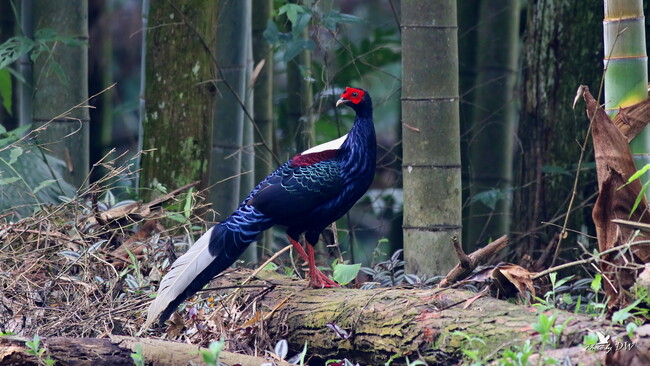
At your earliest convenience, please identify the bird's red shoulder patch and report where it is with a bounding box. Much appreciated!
[291,149,338,167]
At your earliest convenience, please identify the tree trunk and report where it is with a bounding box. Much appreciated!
[514,1,602,260]
[210,0,250,221]
[0,335,292,366]
[32,0,89,187]
[140,0,215,198]
[401,0,461,276]
[466,0,520,249]
[201,270,631,365]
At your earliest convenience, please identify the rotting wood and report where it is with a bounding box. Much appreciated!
[196,269,621,365]
[0,334,292,366]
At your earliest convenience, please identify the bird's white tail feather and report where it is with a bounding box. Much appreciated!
[145,227,215,328]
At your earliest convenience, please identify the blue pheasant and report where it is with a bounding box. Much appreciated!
[146,87,376,326]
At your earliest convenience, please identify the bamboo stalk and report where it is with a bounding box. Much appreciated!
[603,0,649,171]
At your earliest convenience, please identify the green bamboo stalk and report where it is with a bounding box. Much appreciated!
[252,0,275,256]
[402,0,461,275]
[32,0,89,188]
[286,42,314,153]
[285,0,314,153]
[240,0,257,263]
[603,0,649,169]
[466,0,520,250]
[17,0,33,129]
[210,0,250,222]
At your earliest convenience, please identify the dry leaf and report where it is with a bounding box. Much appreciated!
[491,263,535,299]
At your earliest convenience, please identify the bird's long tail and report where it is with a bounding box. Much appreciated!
[145,205,273,326]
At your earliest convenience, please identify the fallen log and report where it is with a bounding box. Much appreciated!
[196,269,644,365]
[0,334,291,366]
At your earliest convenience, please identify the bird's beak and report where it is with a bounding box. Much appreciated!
[336,98,346,107]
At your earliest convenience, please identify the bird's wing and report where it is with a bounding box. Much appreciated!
[247,150,344,218]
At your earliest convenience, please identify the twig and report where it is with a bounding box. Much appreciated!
[438,235,509,287]
[533,239,650,280]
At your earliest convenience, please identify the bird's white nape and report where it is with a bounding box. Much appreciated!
[300,134,348,155]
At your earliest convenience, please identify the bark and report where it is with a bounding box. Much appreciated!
[466,0,520,249]
[203,269,631,365]
[140,0,215,197]
[32,0,89,187]
[515,1,602,259]
[0,335,292,366]
[401,0,461,275]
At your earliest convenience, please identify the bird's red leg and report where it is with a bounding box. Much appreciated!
[287,236,309,261]
[306,243,339,288]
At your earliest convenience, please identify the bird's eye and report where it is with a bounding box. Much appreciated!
[352,92,358,97]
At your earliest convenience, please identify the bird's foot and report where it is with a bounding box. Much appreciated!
[308,267,339,288]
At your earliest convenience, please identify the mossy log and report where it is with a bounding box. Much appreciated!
[0,335,292,366]
[207,269,648,365]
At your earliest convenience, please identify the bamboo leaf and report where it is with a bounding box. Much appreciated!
[0,177,20,185]
[619,163,650,190]
[629,180,650,218]
[33,179,57,194]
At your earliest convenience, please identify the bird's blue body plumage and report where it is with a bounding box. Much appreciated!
[148,87,376,325]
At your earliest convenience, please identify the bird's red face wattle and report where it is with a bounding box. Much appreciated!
[340,87,364,105]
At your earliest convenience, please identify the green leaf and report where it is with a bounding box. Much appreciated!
[278,3,305,25]
[33,179,56,194]
[629,180,650,218]
[0,177,21,185]
[291,12,312,38]
[8,146,22,165]
[619,163,650,190]
[332,263,361,285]
[590,274,602,293]
[553,275,574,290]
[0,68,12,115]
[322,11,365,30]
[283,39,315,63]
[612,297,644,324]
[183,188,193,219]
[263,19,281,44]
[0,36,35,70]
[469,188,509,210]
[0,124,31,147]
